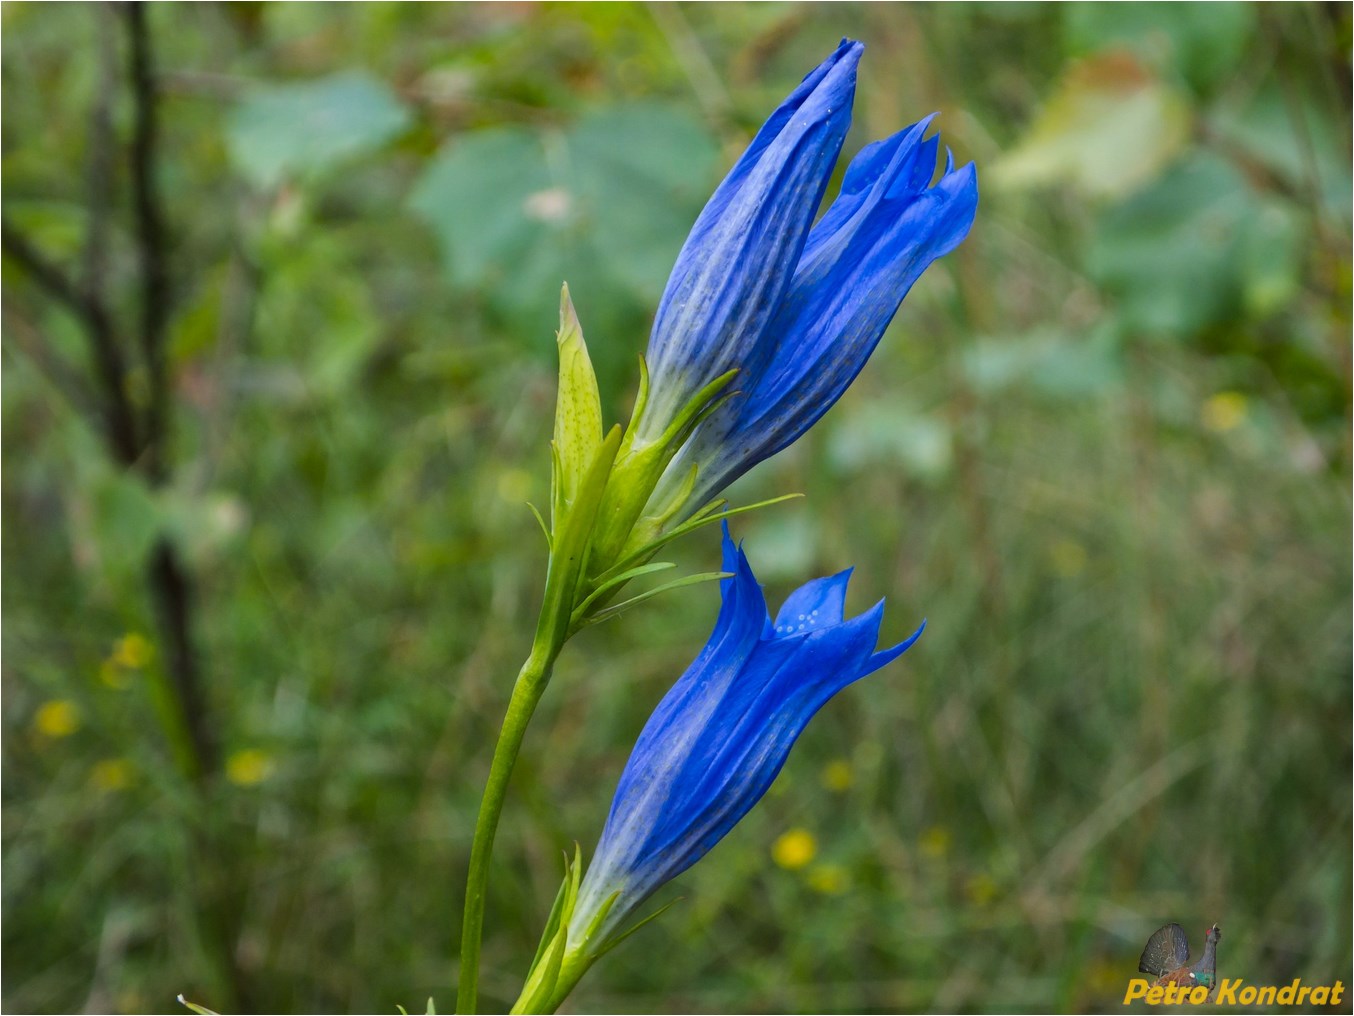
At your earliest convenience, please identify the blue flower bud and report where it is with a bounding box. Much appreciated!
[636,39,863,443]
[654,113,979,513]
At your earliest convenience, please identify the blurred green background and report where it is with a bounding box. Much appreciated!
[3,3,1350,1013]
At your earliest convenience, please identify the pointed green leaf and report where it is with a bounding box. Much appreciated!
[596,896,683,958]
[579,890,621,953]
[526,501,552,551]
[596,492,803,587]
[177,996,220,1016]
[512,847,584,1016]
[552,285,603,523]
[538,425,623,649]
[528,864,573,973]
[582,571,731,625]
[571,561,675,623]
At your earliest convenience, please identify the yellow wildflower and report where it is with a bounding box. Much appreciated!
[226,748,275,787]
[34,699,80,738]
[919,825,951,859]
[820,758,854,792]
[91,758,135,792]
[771,827,817,870]
[1201,391,1247,433]
[112,633,154,669]
[806,863,849,895]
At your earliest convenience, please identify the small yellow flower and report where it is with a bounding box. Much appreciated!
[91,758,135,792]
[1201,391,1247,433]
[111,633,154,669]
[226,749,275,787]
[919,825,951,859]
[771,827,817,870]
[1048,539,1087,578]
[965,871,999,906]
[34,699,80,739]
[806,863,849,895]
[820,758,854,792]
[98,659,132,690]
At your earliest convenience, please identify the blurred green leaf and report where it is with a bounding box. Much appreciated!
[409,102,718,356]
[992,51,1191,199]
[1062,2,1256,94]
[1089,152,1305,340]
[963,324,1124,399]
[86,469,163,577]
[227,71,412,188]
[826,404,953,482]
[1213,84,1354,215]
[409,127,551,290]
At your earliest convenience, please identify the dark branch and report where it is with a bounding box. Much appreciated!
[1,220,140,462]
[125,2,172,481]
[2,301,104,423]
[148,539,218,777]
[82,2,120,300]
[121,5,217,788]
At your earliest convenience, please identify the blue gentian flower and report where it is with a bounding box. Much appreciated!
[627,39,977,527]
[636,39,863,442]
[656,116,978,510]
[567,523,924,946]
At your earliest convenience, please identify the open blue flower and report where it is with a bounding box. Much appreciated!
[568,523,924,946]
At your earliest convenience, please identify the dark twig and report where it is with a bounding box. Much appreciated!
[83,2,120,301]
[120,5,217,783]
[1,301,104,423]
[125,2,172,482]
[0,220,140,462]
[149,539,218,776]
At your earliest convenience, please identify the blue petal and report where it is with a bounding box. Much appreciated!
[770,569,853,636]
[697,158,980,495]
[801,116,936,264]
[864,618,926,675]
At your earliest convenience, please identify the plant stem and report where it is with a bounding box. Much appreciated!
[458,425,621,1013]
[456,636,561,1014]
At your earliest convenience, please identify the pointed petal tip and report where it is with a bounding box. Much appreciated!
[863,616,926,675]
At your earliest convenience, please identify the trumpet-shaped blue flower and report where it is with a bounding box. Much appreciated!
[568,523,924,946]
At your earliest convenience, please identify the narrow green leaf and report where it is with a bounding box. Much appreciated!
[571,561,675,623]
[177,995,220,1016]
[511,847,584,1016]
[652,368,739,451]
[510,925,568,1016]
[526,502,552,551]
[596,896,683,958]
[596,492,803,587]
[579,890,621,953]
[538,425,623,649]
[583,571,731,625]
[527,865,573,973]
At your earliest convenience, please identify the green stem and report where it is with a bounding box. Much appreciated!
[457,635,561,1014]
[457,425,620,1013]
